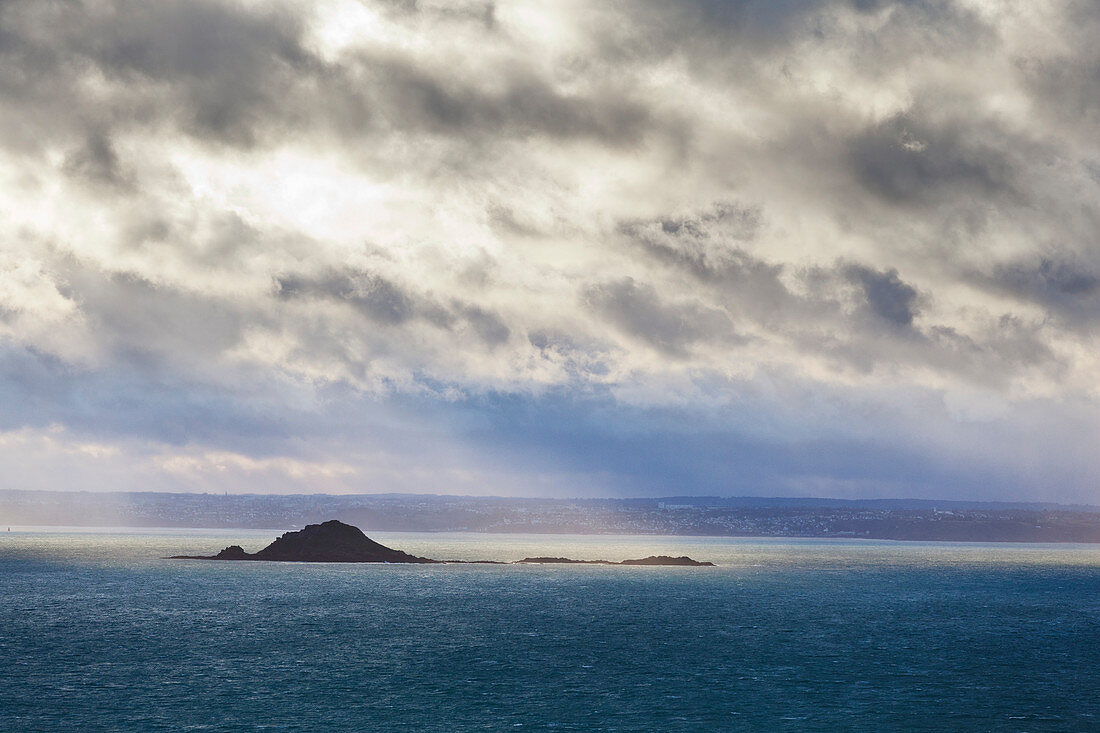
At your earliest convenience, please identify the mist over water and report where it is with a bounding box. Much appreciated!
[3,529,1100,730]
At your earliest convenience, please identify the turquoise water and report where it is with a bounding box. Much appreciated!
[3,529,1100,731]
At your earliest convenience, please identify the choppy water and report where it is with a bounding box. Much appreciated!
[2,528,1100,731]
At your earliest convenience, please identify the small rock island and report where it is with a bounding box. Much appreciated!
[171,520,715,566]
[171,520,437,563]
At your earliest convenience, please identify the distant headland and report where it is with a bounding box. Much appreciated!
[13,490,1100,543]
[170,520,715,566]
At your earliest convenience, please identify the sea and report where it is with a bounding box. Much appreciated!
[2,528,1099,731]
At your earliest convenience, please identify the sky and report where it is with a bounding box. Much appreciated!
[1,0,1099,501]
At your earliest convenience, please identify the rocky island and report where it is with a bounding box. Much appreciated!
[171,520,438,563]
[171,520,715,566]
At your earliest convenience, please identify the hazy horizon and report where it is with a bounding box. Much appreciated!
[2,1,1100,503]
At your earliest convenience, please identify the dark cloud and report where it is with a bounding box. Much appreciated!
[59,269,252,370]
[62,131,132,190]
[583,277,736,356]
[846,112,1019,207]
[354,52,657,147]
[622,200,761,247]
[846,0,996,66]
[373,0,497,28]
[276,267,512,347]
[997,258,1100,298]
[619,205,795,324]
[617,202,1064,386]
[618,0,994,84]
[0,0,672,163]
[455,303,511,347]
[844,264,920,329]
[926,317,1057,377]
[526,329,614,381]
[0,0,315,150]
[1015,1,1100,139]
[971,257,1100,328]
[633,0,827,51]
[278,270,416,326]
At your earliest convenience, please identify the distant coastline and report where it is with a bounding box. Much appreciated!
[6,490,1100,544]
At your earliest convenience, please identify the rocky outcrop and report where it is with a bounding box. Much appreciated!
[214,545,249,560]
[171,520,437,563]
[618,555,715,566]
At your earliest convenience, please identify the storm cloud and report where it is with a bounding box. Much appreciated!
[1,0,1099,501]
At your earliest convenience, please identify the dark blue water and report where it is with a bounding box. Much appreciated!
[3,530,1099,730]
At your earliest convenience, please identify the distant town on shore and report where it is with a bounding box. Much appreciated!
[5,490,1100,543]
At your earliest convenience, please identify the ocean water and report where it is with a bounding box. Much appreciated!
[2,529,1100,731]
